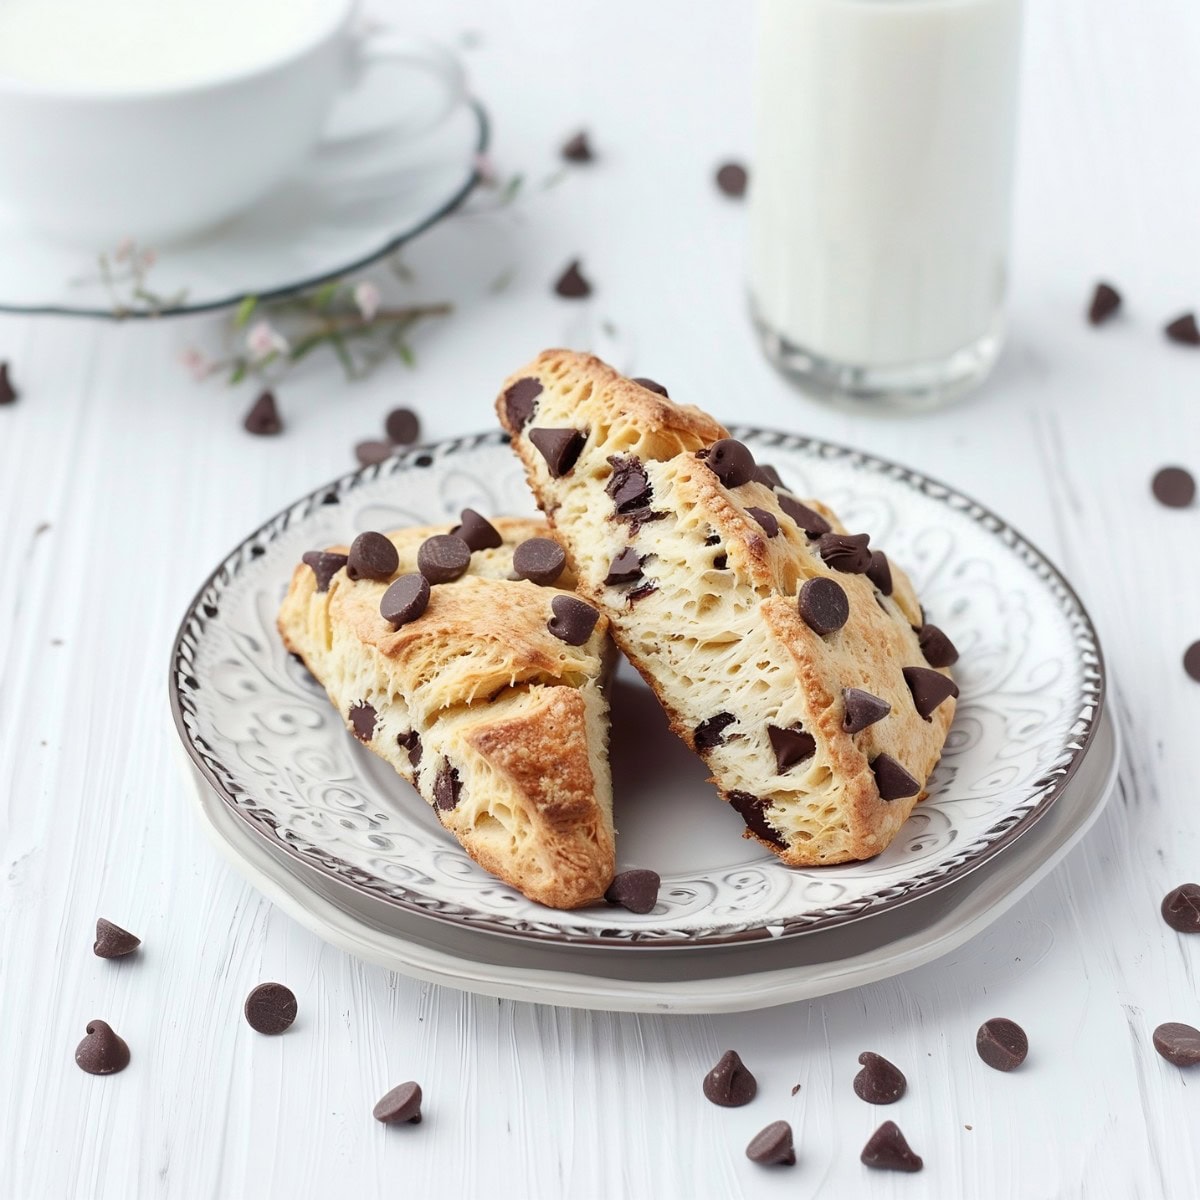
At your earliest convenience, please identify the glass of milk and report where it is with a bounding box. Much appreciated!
[749,0,1024,410]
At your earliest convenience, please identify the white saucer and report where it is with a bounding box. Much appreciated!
[0,97,487,317]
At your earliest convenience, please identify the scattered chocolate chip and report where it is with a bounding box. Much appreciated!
[715,162,748,198]
[75,1020,130,1075]
[728,791,786,847]
[1165,312,1200,345]
[548,595,600,645]
[374,1081,423,1124]
[399,729,422,769]
[244,982,297,1034]
[384,407,420,445]
[355,440,393,467]
[746,507,779,537]
[917,624,959,668]
[706,438,756,488]
[605,547,644,586]
[94,919,140,959]
[861,1121,923,1173]
[746,1121,795,1167]
[529,427,586,476]
[554,259,592,299]
[513,537,567,586]
[768,724,816,772]
[1088,282,1122,325]
[818,532,872,573]
[903,666,960,720]
[302,551,348,593]
[380,574,431,627]
[1162,883,1200,932]
[561,130,593,163]
[703,1050,757,1107]
[1153,1022,1200,1067]
[243,390,282,436]
[872,754,921,801]
[1186,642,1200,682]
[502,377,542,430]
[417,534,471,584]
[451,508,503,552]
[0,362,18,405]
[777,493,831,538]
[695,712,736,751]
[631,376,668,397]
[753,463,784,489]
[434,764,461,811]
[866,551,893,595]
[976,1018,1029,1071]
[604,869,661,914]
[854,1052,907,1104]
[799,577,849,635]
[790,1083,801,1096]
[843,688,891,734]
[1152,466,1195,508]
[348,531,399,582]
[348,702,376,742]
[606,455,653,512]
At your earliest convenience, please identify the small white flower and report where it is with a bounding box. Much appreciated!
[246,319,289,361]
[113,236,135,263]
[139,247,157,269]
[353,280,381,322]
[178,347,213,381]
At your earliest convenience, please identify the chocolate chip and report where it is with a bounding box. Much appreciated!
[715,162,748,198]
[348,702,376,742]
[1152,466,1195,508]
[548,595,599,645]
[843,688,891,734]
[854,1052,907,1104]
[704,533,721,546]
[706,438,756,488]
[384,406,420,445]
[1165,312,1200,345]
[746,507,779,537]
[703,1050,757,1107]
[503,377,542,430]
[380,574,431,627]
[94,919,140,959]
[903,666,959,720]
[605,547,644,586]
[399,729,422,769]
[75,1020,130,1075]
[746,1121,795,1166]
[513,537,567,586]
[450,508,503,552]
[917,624,959,668]
[777,493,831,537]
[1186,642,1200,682]
[728,791,786,847]
[1153,1022,1200,1067]
[561,130,593,163]
[976,1018,1029,1071]
[606,455,653,512]
[1162,883,1200,932]
[243,390,282,435]
[244,982,297,1034]
[866,551,893,595]
[434,764,461,811]
[627,581,657,602]
[302,551,348,593]
[798,577,849,635]
[631,376,668,397]
[529,427,586,476]
[417,534,471,584]
[554,259,591,298]
[0,362,18,405]
[753,463,784,489]
[695,712,736,751]
[872,754,921,801]
[355,440,393,467]
[1088,282,1121,325]
[768,724,816,772]
[818,532,872,573]
[604,869,661,914]
[374,1081,423,1124]
[348,531,399,582]
[861,1121,922,1173]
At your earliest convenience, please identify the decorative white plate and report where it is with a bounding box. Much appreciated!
[181,708,1119,1013]
[0,96,486,317]
[169,430,1105,948]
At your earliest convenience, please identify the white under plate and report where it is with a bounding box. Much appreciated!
[169,429,1105,948]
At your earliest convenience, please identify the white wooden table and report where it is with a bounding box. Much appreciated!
[3,1,1199,1196]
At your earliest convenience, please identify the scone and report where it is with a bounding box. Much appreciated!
[277,513,615,909]
[496,350,959,866]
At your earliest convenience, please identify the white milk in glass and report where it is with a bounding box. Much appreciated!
[749,0,1023,409]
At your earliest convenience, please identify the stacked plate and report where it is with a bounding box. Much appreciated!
[170,429,1116,1014]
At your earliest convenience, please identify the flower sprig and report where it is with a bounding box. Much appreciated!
[71,238,188,316]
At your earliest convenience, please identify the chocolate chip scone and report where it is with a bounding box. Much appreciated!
[496,350,958,866]
[277,513,615,908]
